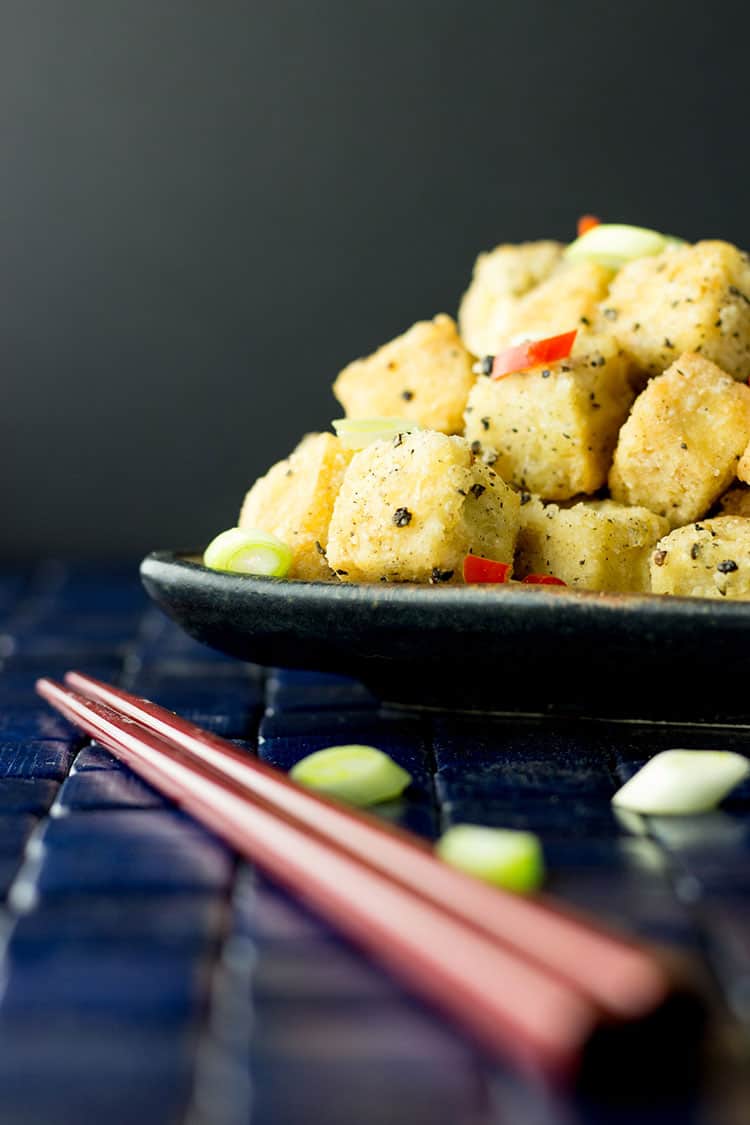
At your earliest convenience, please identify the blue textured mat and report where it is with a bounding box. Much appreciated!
[0,562,746,1124]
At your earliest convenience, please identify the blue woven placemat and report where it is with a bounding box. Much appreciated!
[0,562,747,1124]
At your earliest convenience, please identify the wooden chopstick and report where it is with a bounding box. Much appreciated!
[62,671,668,1021]
[36,674,705,1088]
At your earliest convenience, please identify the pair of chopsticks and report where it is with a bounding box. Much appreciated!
[37,672,704,1088]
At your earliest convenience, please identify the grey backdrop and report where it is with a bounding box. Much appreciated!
[1,0,748,559]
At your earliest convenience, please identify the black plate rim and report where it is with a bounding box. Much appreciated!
[141,549,750,629]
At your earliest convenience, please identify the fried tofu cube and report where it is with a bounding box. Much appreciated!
[650,517,750,599]
[609,353,750,527]
[239,432,353,581]
[326,431,520,583]
[718,486,750,518]
[464,337,634,500]
[602,240,750,379]
[499,260,613,347]
[332,314,474,435]
[458,240,565,357]
[516,497,669,592]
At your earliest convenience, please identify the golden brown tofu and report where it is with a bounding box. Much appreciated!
[650,517,750,599]
[239,433,353,581]
[332,314,474,435]
[500,260,613,347]
[516,497,669,592]
[609,353,750,527]
[457,240,564,357]
[602,240,750,380]
[718,486,750,518]
[326,430,520,583]
[464,337,634,500]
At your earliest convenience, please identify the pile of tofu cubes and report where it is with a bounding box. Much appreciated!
[240,239,750,599]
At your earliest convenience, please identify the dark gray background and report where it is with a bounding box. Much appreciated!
[1,0,747,559]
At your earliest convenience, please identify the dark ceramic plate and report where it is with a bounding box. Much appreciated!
[140,550,750,718]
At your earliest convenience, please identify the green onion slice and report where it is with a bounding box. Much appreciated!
[611,749,750,815]
[435,824,545,893]
[203,527,293,578]
[289,744,412,806]
[565,223,686,270]
[332,417,421,450]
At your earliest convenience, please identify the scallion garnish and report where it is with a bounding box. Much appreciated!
[203,527,293,578]
[289,745,412,806]
[611,750,750,815]
[435,825,545,893]
[565,223,686,270]
[332,417,421,450]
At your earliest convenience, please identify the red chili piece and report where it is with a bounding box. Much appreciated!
[577,214,601,237]
[491,330,577,380]
[522,574,567,586]
[463,556,511,584]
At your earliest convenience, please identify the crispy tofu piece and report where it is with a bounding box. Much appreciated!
[738,440,750,484]
[718,486,750,518]
[602,240,750,380]
[458,241,564,357]
[464,337,634,500]
[326,431,520,583]
[609,353,750,527]
[500,260,613,347]
[239,433,353,581]
[650,517,750,599]
[516,497,669,592]
[332,314,474,435]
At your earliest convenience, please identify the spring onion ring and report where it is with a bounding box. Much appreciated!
[612,749,750,815]
[565,223,686,270]
[203,527,293,578]
[435,825,545,893]
[290,745,412,806]
[332,417,421,450]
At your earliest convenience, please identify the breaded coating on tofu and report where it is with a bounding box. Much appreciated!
[609,353,750,527]
[650,517,750,599]
[464,337,634,500]
[332,314,474,435]
[326,431,520,584]
[239,433,353,581]
[499,260,613,348]
[602,241,750,380]
[516,497,669,593]
[718,486,750,518]
[458,241,565,357]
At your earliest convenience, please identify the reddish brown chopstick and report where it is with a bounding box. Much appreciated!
[63,671,668,1021]
[36,674,704,1087]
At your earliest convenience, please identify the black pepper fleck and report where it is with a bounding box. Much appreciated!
[717,560,738,573]
[690,544,700,560]
[478,356,494,375]
[680,442,688,450]
[430,568,454,583]
[470,441,482,455]
[469,483,486,499]
[401,389,414,401]
[480,417,490,431]
[730,285,750,306]
[520,490,532,505]
[392,507,412,527]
